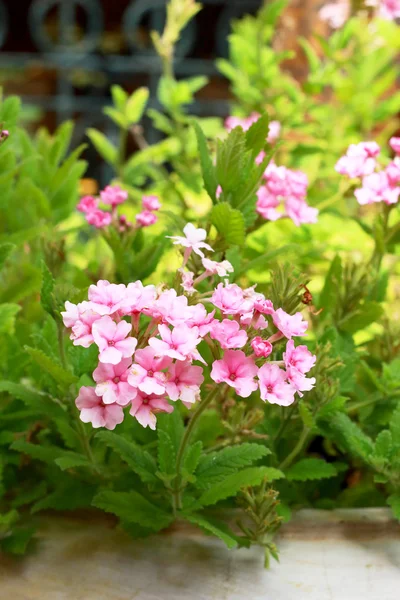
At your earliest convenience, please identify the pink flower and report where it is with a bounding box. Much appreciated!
[86,209,112,228]
[225,113,259,132]
[202,258,234,277]
[267,120,281,144]
[168,223,213,259]
[335,142,380,178]
[149,290,190,326]
[92,316,137,364]
[76,386,124,430]
[122,281,156,315]
[93,358,137,405]
[390,137,400,155]
[165,361,204,404]
[256,188,282,221]
[179,269,196,295]
[355,171,400,206]
[258,364,296,406]
[254,299,274,316]
[283,340,316,374]
[210,319,248,349]
[251,337,273,358]
[118,215,133,232]
[77,195,98,213]
[129,392,173,430]
[378,0,400,20]
[211,350,258,398]
[149,324,202,361]
[88,280,127,315]
[273,308,308,339]
[61,301,101,347]
[211,282,246,315]
[142,195,161,211]
[285,197,319,226]
[185,304,215,336]
[100,185,128,207]
[136,210,158,227]
[319,0,350,28]
[128,347,172,395]
[386,160,400,186]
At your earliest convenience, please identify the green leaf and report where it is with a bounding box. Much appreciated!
[157,430,176,476]
[25,346,78,389]
[245,113,270,158]
[185,513,238,549]
[40,261,55,316]
[0,303,21,335]
[111,85,128,112]
[299,38,320,72]
[286,458,337,481]
[319,255,342,314]
[95,431,157,483]
[0,243,15,271]
[10,440,64,464]
[0,381,66,421]
[126,87,149,124]
[31,481,96,513]
[216,127,246,192]
[86,129,118,166]
[193,121,218,203]
[390,405,400,447]
[195,443,270,489]
[54,452,92,471]
[183,441,203,476]
[374,430,392,458]
[340,301,384,334]
[211,202,245,246]
[387,493,400,520]
[93,491,173,531]
[195,466,274,508]
[330,413,374,459]
[1,526,35,555]
[103,107,127,129]
[157,410,184,455]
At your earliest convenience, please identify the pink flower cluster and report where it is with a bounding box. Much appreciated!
[77,186,161,231]
[225,113,281,144]
[336,139,400,206]
[63,225,316,432]
[256,162,319,226]
[319,0,400,28]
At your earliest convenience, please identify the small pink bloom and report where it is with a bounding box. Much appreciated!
[129,392,173,430]
[273,308,308,339]
[254,299,275,315]
[100,185,128,207]
[185,304,215,336]
[256,188,282,221]
[258,364,296,406]
[122,281,156,315]
[118,215,133,232]
[179,269,195,295]
[211,282,247,315]
[86,209,112,228]
[88,280,127,316]
[386,159,400,186]
[210,319,248,349]
[390,137,400,155]
[225,113,259,132]
[285,197,319,226]
[61,301,101,347]
[378,0,400,20]
[355,171,400,206]
[216,185,222,199]
[319,0,350,29]
[286,365,316,395]
[251,337,273,358]
[93,358,137,405]
[211,350,258,398]
[149,324,202,362]
[168,223,214,259]
[136,210,158,227]
[77,195,98,213]
[202,258,234,277]
[128,347,172,395]
[283,340,316,374]
[165,361,204,404]
[267,120,281,144]
[92,316,137,364]
[76,386,124,430]
[142,195,161,211]
[335,142,380,178]
[149,289,190,326]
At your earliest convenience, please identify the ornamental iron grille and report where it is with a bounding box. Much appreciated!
[0,0,262,155]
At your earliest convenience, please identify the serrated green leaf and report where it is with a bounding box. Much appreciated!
[245,113,270,158]
[340,301,384,334]
[286,458,337,481]
[183,441,203,476]
[126,87,149,124]
[185,513,238,549]
[390,405,400,447]
[40,261,55,315]
[211,202,245,246]
[10,440,64,464]
[0,381,66,420]
[25,346,78,389]
[157,430,176,476]
[95,430,157,483]
[216,127,246,192]
[31,481,96,513]
[298,403,315,429]
[87,129,118,166]
[1,526,35,555]
[195,466,274,508]
[195,443,270,489]
[93,491,172,531]
[111,85,128,112]
[330,413,374,459]
[0,303,20,335]
[193,121,218,203]
[374,430,392,458]
[54,452,92,471]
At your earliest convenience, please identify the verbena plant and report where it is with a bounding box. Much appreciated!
[0,0,399,564]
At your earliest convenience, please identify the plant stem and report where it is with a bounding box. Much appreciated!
[279,426,310,471]
[273,402,297,446]
[173,387,219,513]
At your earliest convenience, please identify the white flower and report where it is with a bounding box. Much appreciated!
[202,258,234,277]
[168,223,213,258]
